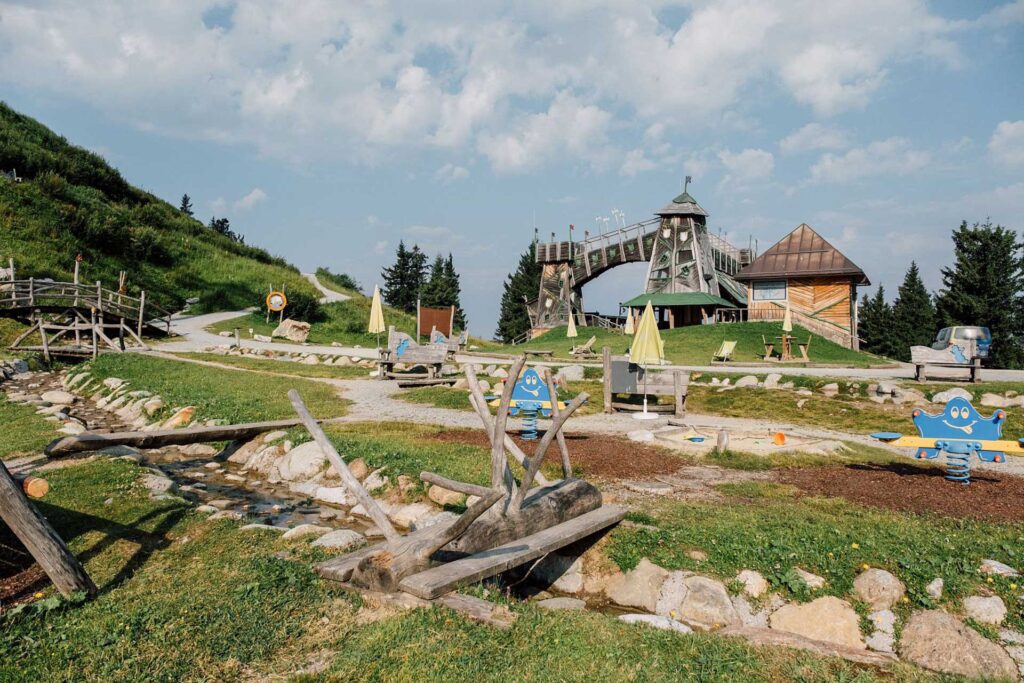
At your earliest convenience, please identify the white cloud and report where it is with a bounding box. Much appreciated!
[619,148,657,176]
[779,123,850,154]
[718,148,775,182]
[989,120,1024,167]
[373,240,388,255]
[233,188,267,211]
[809,137,930,184]
[208,197,227,215]
[434,163,469,183]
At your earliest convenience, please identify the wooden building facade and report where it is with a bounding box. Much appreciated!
[734,224,869,349]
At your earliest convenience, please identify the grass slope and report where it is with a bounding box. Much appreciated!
[0,102,320,314]
[479,322,889,367]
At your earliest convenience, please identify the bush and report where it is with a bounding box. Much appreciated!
[276,289,323,322]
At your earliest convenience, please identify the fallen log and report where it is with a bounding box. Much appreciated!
[14,474,49,498]
[44,418,313,457]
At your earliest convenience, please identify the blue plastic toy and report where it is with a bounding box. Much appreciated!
[871,397,1023,484]
[488,367,566,440]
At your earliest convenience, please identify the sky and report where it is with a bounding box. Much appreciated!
[0,0,1022,337]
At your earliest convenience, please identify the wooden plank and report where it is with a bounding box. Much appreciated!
[44,418,309,457]
[398,505,625,599]
[602,346,612,414]
[316,543,386,583]
[610,401,674,413]
[396,377,457,388]
[330,582,516,628]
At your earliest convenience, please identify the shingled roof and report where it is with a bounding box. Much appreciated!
[656,191,707,217]
[735,224,870,285]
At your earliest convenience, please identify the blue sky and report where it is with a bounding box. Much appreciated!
[1,1,1022,336]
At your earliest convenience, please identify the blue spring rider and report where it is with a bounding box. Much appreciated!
[490,367,566,440]
[871,397,1023,484]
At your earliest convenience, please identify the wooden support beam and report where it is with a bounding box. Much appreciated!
[0,461,96,597]
[513,390,588,507]
[602,346,613,414]
[544,369,573,479]
[420,472,493,499]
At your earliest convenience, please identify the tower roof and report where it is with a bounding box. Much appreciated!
[656,190,707,217]
[735,223,870,285]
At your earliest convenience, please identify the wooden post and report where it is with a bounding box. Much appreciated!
[0,461,96,597]
[28,277,34,306]
[716,429,729,453]
[96,281,102,312]
[673,371,689,417]
[602,346,613,414]
[38,311,50,363]
[90,307,98,359]
[137,290,146,339]
[234,327,241,349]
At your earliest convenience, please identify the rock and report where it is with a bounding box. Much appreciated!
[162,406,196,429]
[311,529,365,551]
[451,378,469,390]
[980,559,1020,577]
[819,383,839,396]
[931,387,972,404]
[272,318,311,343]
[363,468,388,492]
[557,365,585,382]
[537,597,586,611]
[300,355,320,365]
[769,596,864,649]
[484,365,497,376]
[980,393,1014,408]
[409,511,459,531]
[853,568,905,610]
[347,458,369,481]
[794,567,826,589]
[140,471,177,497]
[900,610,1017,679]
[209,510,243,521]
[604,559,670,612]
[262,430,288,444]
[763,373,782,389]
[240,524,284,533]
[282,524,332,540]
[218,330,234,337]
[195,504,218,514]
[533,553,584,594]
[253,334,272,343]
[795,388,812,396]
[734,375,759,389]
[396,474,417,496]
[963,595,1007,625]
[277,441,328,481]
[627,430,655,443]
[314,486,356,507]
[656,573,739,629]
[618,613,692,634]
[58,422,86,435]
[41,390,76,405]
[876,381,898,396]
[427,484,466,507]
[686,549,708,562]
[227,437,267,465]
[102,377,126,390]
[388,502,436,529]
[207,499,234,510]
[865,609,897,653]
[492,367,509,379]
[730,595,768,628]
[288,481,320,497]
[925,577,944,599]
[624,480,673,495]
[736,569,769,598]
[143,397,163,416]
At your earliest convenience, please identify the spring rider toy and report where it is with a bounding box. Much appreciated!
[489,367,567,440]
[871,397,1024,484]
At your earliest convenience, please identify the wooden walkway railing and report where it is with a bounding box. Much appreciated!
[0,279,172,335]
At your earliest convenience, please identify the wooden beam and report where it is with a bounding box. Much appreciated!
[0,461,96,597]
[602,346,613,414]
[514,390,588,507]
[544,370,573,478]
[398,505,625,599]
[420,472,493,499]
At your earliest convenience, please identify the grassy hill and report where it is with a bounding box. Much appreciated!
[0,102,320,315]
[476,322,892,367]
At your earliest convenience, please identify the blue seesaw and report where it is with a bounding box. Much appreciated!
[871,397,1024,484]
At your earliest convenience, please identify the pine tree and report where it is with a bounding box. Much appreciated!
[495,241,541,342]
[381,241,428,314]
[935,221,1024,368]
[420,254,468,331]
[443,254,467,330]
[858,286,896,358]
[890,261,936,361]
[179,193,194,217]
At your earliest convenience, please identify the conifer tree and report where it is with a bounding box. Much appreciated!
[890,261,936,361]
[381,241,428,314]
[495,241,541,342]
[443,254,467,330]
[935,220,1024,367]
[858,286,896,358]
[179,193,194,216]
[421,254,468,331]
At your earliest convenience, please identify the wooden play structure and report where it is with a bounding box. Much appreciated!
[910,344,982,383]
[602,347,689,417]
[312,357,624,622]
[734,224,868,350]
[0,260,173,360]
[378,327,448,380]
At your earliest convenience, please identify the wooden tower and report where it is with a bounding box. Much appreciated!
[644,188,723,297]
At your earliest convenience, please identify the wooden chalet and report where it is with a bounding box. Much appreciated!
[734,224,869,349]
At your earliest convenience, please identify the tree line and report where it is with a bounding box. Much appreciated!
[859,220,1024,368]
[380,241,467,330]
[179,193,245,244]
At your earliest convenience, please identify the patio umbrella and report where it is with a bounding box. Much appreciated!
[368,284,386,350]
[566,310,578,340]
[630,301,665,420]
[782,299,793,334]
[623,308,635,335]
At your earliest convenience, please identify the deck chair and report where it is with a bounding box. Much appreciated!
[712,340,737,363]
[571,335,598,357]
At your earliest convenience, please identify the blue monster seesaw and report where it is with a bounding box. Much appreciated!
[871,397,1024,484]
[488,367,568,440]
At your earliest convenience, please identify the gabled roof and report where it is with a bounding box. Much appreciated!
[735,223,870,285]
[656,190,707,217]
[623,292,732,308]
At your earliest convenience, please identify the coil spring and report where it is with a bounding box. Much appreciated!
[520,409,539,441]
[945,452,971,485]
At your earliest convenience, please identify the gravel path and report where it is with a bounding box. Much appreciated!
[302,272,350,304]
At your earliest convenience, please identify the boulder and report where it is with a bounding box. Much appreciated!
[763,374,782,389]
[492,367,509,379]
[925,578,944,599]
[277,441,328,481]
[314,486,356,507]
[656,573,739,629]
[769,596,864,649]
[794,567,826,590]
[865,609,897,653]
[931,387,972,404]
[900,610,1017,679]
[618,613,692,634]
[311,529,365,551]
[387,502,437,529]
[363,468,388,492]
[853,568,905,610]
[819,383,839,396]
[427,484,466,507]
[604,559,669,612]
[143,397,164,416]
[963,595,1007,625]
[300,355,320,365]
[980,393,1015,408]
[272,318,311,343]
[41,390,76,405]
[532,553,584,594]
[162,406,196,429]
[557,365,585,382]
[537,597,587,611]
[346,458,369,481]
[876,381,898,396]
[627,430,655,443]
[58,423,86,435]
[734,375,759,389]
[980,559,1020,577]
[140,471,177,497]
[282,524,332,540]
[735,569,769,598]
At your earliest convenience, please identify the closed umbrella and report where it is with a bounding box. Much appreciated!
[566,309,578,342]
[782,299,793,334]
[623,308,635,335]
[630,301,665,420]
[369,285,386,350]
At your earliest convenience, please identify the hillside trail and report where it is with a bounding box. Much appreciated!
[302,272,350,304]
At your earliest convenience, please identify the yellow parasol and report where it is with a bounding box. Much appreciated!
[782,299,793,334]
[566,311,578,339]
[623,308,635,335]
[369,285,386,349]
[630,301,665,420]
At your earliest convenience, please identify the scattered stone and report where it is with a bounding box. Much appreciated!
[311,529,365,551]
[980,393,1015,408]
[931,387,972,404]
[925,578,944,599]
[207,499,234,510]
[794,567,826,589]
[769,596,864,649]
[604,559,669,612]
[980,559,1020,577]
[162,406,196,429]
[262,430,288,444]
[736,569,768,598]
[363,468,388,492]
[388,502,436,529]
[532,553,584,594]
[963,595,1007,625]
[209,510,243,521]
[686,549,708,562]
[618,613,692,634]
[58,423,86,435]
[537,597,586,611]
[763,373,782,389]
[140,471,177,497]
[300,355,320,365]
[853,568,905,610]
[865,609,897,653]
[492,367,509,379]
[655,573,739,629]
[254,334,272,343]
[734,375,758,389]
[557,365,585,382]
[627,430,655,443]
[224,474,246,483]
[277,441,328,481]
[347,457,369,481]
[427,483,466,507]
[195,505,218,514]
[240,524,284,533]
[102,377,126,390]
[624,480,673,495]
[143,397,164,416]
[900,610,1017,679]
[40,390,76,405]
[282,524,332,540]
[819,383,839,396]
[314,486,356,507]
[876,381,898,396]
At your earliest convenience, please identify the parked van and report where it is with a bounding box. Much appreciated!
[931,326,992,360]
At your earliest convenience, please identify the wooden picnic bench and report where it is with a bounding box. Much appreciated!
[379,327,447,380]
[602,347,689,417]
[522,349,553,358]
[910,345,981,383]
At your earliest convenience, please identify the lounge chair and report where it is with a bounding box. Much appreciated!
[712,340,737,363]
[571,335,598,358]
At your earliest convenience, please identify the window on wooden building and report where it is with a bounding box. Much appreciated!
[752,280,787,301]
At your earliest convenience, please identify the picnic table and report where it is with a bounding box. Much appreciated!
[522,350,553,358]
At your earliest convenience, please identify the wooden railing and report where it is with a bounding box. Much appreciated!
[747,306,853,348]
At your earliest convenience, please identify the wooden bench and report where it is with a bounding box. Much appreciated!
[602,347,689,417]
[910,345,981,383]
[523,349,553,358]
[914,357,981,383]
[379,327,447,380]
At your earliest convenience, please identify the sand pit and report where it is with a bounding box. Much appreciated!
[654,426,847,457]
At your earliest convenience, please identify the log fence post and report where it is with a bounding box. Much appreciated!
[602,346,612,414]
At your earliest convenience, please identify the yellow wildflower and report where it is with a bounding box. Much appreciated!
[851,543,860,550]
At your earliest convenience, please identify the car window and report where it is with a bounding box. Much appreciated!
[936,329,950,343]
[954,327,991,340]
